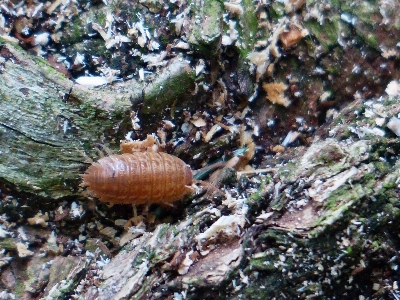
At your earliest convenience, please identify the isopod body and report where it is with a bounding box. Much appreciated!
[81,152,193,205]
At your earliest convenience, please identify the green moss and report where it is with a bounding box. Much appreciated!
[382,95,400,106]
[388,197,400,205]
[328,0,342,9]
[329,184,362,205]
[305,19,340,52]
[269,2,285,20]
[84,238,101,253]
[269,192,286,211]
[357,27,379,49]
[374,160,392,175]
[311,143,344,165]
[60,17,87,45]
[383,180,396,189]
[0,36,22,49]
[277,161,297,180]
[239,0,261,57]
[30,56,67,81]
[156,223,170,240]
[15,279,25,298]
[142,69,196,117]
[94,10,107,26]
[257,228,293,246]
[146,250,157,261]
[187,0,223,56]
[134,247,152,266]
[311,184,365,229]
[371,240,381,250]
[383,203,400,220]
[364,173,375,181]
[338,128,352,140]
[0,238,16,250]
[171,225,180,237]
[248,253,277,271]
[346,246,353,255]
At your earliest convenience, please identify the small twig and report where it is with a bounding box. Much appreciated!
[236,168,278,176]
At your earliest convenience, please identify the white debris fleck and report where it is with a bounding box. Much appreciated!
[27,211,49,227]
[47,231,57,245]
[63,119,69,134]
[281,130,300,147]
[295,117,305,125]
[386,80,400,97]
[326,109,339,120]
[70,202,84,219]
[267,119,275,127]
[177,250,194,275]
[16,242,34,258]
[130,20,149,48]
[372,283,380,291]
[17,227,29,242]
[148,40,160,51]
[141,51,167,67]
[0,224,10,238]
[0,291,16,300]
[75,76,110,87]
[190,117,207,127]
[32,3,44,17]
[387,116,400,136]
[124,131,133,141]
[174,41,190,49]
[221,20,239,46]
[195,215,245,251]
[363,109,375,118]
[349,126,385,138]
[239,269,249,285]
[195,59,206,76]
[34,32,50,46]
[46,0,63,14]
[255,212,274,223]
[173,292,183,300]
[74,52,85,65]
[340,12,357,25]
[96,255,111,268]
[319,91,331,102]
[171,7,190,35]
[224,2,244,16]
[139,68,145,81]
[181,122,193,133]
[247,50,269,81]
[372,103,386,117]
[204,124,222,142]
[163,120,175,129]
[375,117,386,126]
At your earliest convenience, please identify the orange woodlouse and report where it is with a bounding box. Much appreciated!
[81,152,193,204]
[81,152,193,205]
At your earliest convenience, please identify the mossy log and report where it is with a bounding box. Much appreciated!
[0,41,194,199]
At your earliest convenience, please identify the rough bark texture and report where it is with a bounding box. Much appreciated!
[1,0,400,299]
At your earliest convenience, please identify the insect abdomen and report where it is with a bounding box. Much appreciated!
[81,152,192,204]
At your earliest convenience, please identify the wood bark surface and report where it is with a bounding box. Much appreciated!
[0,0,400,299]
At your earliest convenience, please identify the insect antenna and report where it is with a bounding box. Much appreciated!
[193,180,225,198]
[75,148,94,164]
